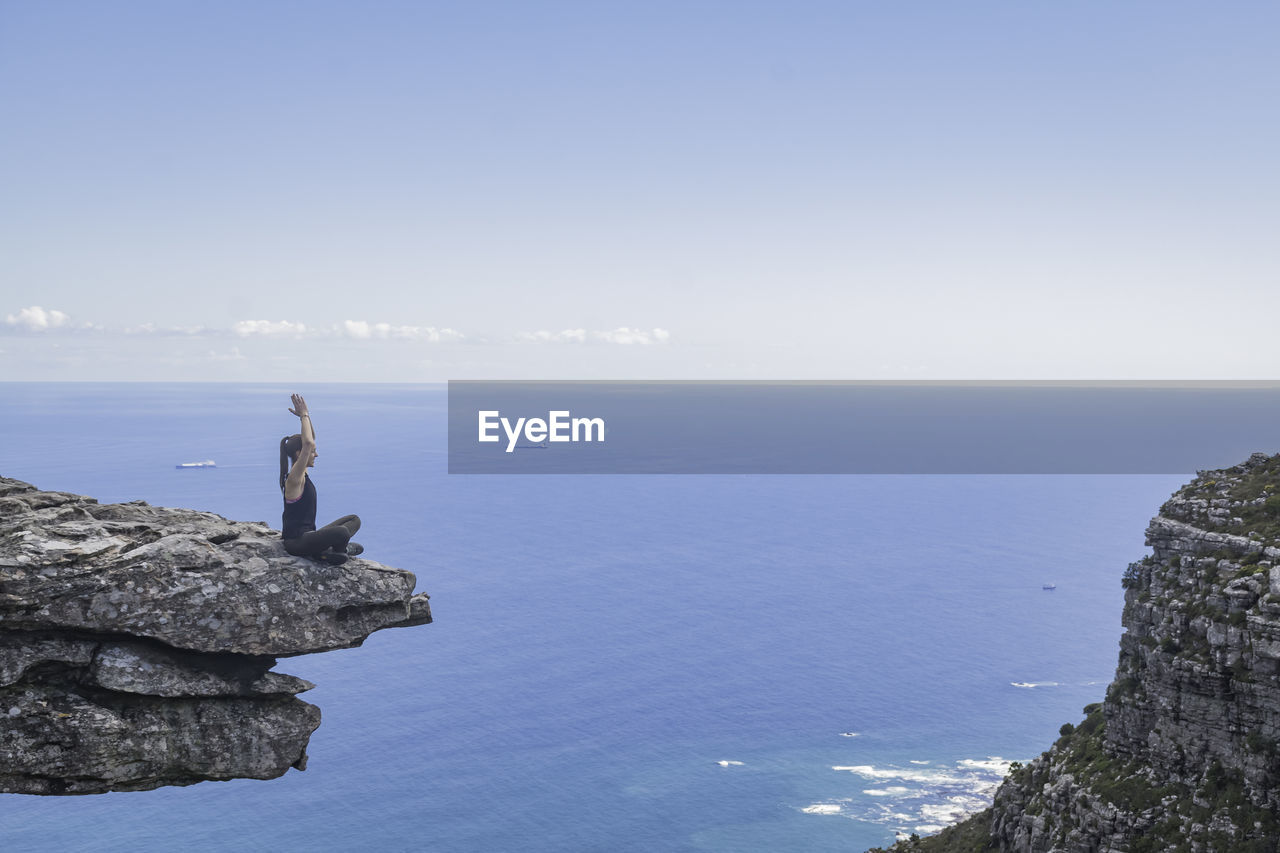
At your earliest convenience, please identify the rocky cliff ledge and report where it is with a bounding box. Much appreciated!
[874,452,1280,853]
[0,475,431,794]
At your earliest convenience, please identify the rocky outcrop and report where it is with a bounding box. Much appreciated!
[874,453,1280,853]
[0,476,431,794]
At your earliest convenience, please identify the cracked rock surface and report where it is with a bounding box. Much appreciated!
[0,476,431,794]
[873,453,1280,853]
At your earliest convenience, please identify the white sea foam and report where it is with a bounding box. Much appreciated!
[1011,681,1060,688]
[819,755,1028,835]
[958,757,1014,774]
[716,760,743,767]
[802,803,842,815]
[921,799,984,824]
[832,765,961,785]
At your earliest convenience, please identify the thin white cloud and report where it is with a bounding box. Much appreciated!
[516,327,670,345]
[338,320,464,342]
[5,306,71,332]
[8,311,473,343]
[517,329,587,344]
[6,313,468,341]
[592,327,671,345]
[342,320,376,339]
[233,320,308,338]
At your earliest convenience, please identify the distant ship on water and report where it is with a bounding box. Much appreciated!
[175,460,217,469]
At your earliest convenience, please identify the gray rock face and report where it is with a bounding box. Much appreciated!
[982,453,1280,853]
[0,476,431,794]
[872,453,1280,853]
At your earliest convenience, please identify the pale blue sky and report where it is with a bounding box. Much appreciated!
[2,1,1277,380]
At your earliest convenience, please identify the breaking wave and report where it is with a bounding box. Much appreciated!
[799,756,1022,837]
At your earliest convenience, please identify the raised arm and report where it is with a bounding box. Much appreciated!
[284,394,315,500]
[289,393,315,444]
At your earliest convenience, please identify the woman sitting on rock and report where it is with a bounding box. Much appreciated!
[279,393,363,563]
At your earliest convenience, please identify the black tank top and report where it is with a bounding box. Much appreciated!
[282,475,317,539]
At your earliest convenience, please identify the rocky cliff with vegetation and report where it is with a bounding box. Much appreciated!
[0,475,431,794]
[874,452,1280,853]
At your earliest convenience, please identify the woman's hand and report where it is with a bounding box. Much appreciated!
[290,393,316,444]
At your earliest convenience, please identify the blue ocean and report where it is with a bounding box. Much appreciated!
[0,384,1186,852]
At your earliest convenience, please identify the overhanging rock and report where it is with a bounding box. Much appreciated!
[0,476,431,794]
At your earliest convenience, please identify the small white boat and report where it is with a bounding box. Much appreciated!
[1042,583,1057,590]
[175,460,217,469]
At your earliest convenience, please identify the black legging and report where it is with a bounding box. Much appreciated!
[283,514,361,557]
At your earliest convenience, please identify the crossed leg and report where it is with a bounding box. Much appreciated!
[320,514,361,539]
[283,514,362,557]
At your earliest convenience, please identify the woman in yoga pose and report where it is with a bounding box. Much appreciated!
[280,393,363,562]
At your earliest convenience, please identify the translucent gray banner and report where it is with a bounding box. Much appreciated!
[447,381,1280,474]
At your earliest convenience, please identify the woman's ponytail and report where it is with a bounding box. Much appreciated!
[279,434,302,490]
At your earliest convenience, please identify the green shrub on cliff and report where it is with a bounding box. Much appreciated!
[1184,455,1280,540]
